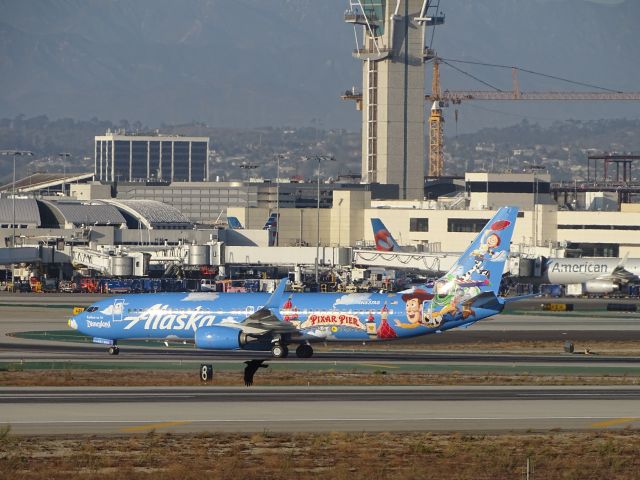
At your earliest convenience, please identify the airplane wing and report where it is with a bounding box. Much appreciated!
[220,277,299,336]
[595,254,638,283]
[238,307,299,334]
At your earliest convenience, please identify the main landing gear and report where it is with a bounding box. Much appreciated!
[271,344,288,358]
[107,345,120,355]
[270,343,314,358]
[296,344,313,358]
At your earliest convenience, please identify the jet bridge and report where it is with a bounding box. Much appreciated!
[352,248,454,273]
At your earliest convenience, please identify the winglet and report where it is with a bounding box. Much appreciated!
[263,277,288,309]
[615,252,629,270]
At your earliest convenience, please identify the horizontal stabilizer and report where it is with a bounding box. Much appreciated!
[502,294,537,304]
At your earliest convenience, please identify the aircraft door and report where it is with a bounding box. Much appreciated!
[112,299,125,322]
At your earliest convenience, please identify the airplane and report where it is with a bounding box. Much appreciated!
[543,254,640,294]
[370,218,403,252]
[69,206,522,359]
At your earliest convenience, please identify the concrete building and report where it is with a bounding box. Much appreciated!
[345,0,443,199]
[94,132,209,182]
[7,169,640,264]
[72,179,394,226]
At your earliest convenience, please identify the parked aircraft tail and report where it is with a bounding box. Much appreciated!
[371,218,401,252]
[263,213,279,230]
[263,213,279,246]
[227,216,244,229]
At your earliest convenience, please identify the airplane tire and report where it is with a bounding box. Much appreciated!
[108,346,120,355]
[296,344,313,358]
[271,344,288,358]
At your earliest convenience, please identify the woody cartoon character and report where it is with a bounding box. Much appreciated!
[393,288,434,329]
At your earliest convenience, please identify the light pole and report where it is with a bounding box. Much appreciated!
[529,165,544,247]
[239,163,258,181]
[58,152,71,196]
[1,150,34,290]
[274,154,286,247]
[308,154,335,285]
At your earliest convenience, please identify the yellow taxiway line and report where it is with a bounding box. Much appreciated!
[120,420,191,433]
[591,417,640,428]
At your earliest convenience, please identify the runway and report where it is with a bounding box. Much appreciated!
[1,386,639,435]
[2,295,639,436]
[2,340,640,366]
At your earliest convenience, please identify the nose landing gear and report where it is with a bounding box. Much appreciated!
[107,345,120,355]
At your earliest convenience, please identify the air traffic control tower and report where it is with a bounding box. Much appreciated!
[344,1,444,199]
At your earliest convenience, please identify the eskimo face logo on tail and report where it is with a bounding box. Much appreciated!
[374,229,395,251]
[124,304,217,331]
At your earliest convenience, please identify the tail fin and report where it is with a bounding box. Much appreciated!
[263,213,279,246]
[438,206,519,296]
[227,216,243,229]
[263,213,278,230]
[371,218,401,252]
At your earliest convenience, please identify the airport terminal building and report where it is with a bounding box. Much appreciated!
[4,170,640,282]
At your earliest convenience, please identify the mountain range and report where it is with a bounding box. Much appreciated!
[1,0,639,133]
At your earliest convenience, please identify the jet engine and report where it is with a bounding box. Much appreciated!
[195,325,248,350]
[584,280,618,294]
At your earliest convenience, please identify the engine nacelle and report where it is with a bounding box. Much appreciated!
[195,325,247,350]
[584,280,618,294]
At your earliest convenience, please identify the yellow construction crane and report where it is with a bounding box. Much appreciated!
[426,58,640,177]
[427,58,444,177]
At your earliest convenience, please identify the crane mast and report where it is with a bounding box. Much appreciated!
[428,59,444,177]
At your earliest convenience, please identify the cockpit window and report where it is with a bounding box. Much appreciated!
[86,306,99,312]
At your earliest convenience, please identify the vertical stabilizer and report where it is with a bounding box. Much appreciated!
[227,216,243,229]
[438,206,519,296]
[263,213,279,246]
[371,218,401,252]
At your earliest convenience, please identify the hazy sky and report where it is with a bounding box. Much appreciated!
[1,0,637,133]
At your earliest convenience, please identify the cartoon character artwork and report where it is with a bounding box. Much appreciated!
[366,310,377,338]
[470,219,511,263]
[427,284,478,326]
[451,219,513,291]
[376,303,397,339]
[454,260,491,288]
[393,288,434,329]
[281,295,299,322]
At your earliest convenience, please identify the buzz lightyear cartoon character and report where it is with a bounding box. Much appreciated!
[425,278,480,327]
